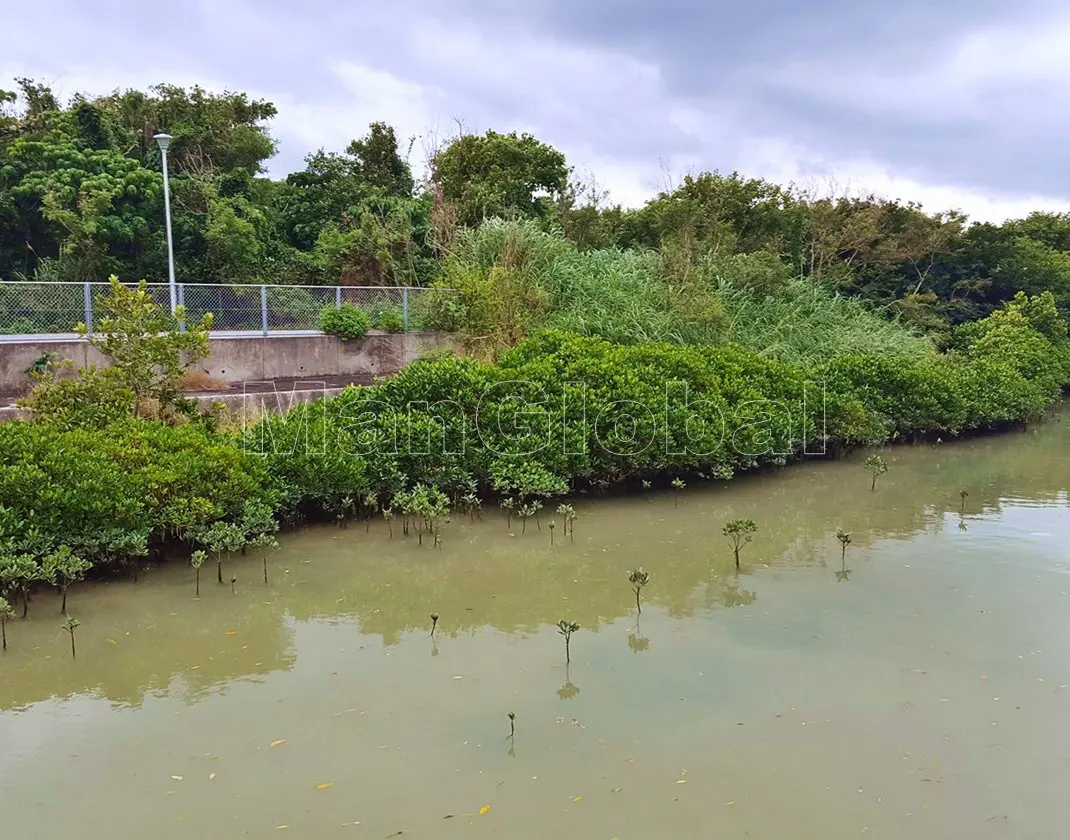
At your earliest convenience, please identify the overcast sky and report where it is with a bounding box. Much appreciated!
[3,0,1070,222]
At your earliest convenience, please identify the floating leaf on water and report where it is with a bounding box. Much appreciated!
[209,772,217,781]
[276,826,289,830]
[107,638,117,645]
[225,630,238,636]
[676,780,687,784]
[270,739,287,748]
[572,796,583,802]
[479,804,491,815]
[171,775,183,781]
[317,783,334,790]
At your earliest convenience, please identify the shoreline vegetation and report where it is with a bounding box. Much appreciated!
[2,80,1070,618]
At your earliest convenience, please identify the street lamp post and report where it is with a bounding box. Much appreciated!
[153,133,178,315]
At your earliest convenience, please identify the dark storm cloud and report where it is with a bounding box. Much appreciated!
[421,0,1070,198]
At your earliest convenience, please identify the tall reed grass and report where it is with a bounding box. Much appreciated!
[440,219,932,364]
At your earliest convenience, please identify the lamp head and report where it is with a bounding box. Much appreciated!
[153,133,172,152]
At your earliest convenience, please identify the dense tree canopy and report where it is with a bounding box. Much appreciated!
[3,78,1070,332]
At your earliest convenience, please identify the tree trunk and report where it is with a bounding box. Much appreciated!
[21,592,28,619]
[734,547,740,570]
[69,631,76,659]
[195,568,200,597]
[871,474,877,491]
[263,555,269,585]
[1,620,6,651]
[217,559,223,584]
[61,585,68,614]
[635,589,641,615]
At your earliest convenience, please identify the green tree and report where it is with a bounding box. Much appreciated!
[75,276,213,413]
[432,130,569,226]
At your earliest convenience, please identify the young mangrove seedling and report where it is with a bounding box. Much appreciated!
[628,567,651,615]
[556,504,577,541]
[382,507,395,538]
[430,613,439,638]
[250,533,280,585]
[42,546,91,614]
[864,455,888,491]
[549,520,556,545]
[230,575,237,595]
[642,479,651,490]
[62,613,80,659]
[191,550,206,597]
[501,497,516,530]
[671,477,686,506]
[836,529,852,563]
[508,712,516,739]
[959,488,969,514]
[723,519,758,570]
[0,596,13,651]
[557,619,580,665]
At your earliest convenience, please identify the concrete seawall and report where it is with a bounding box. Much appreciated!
[0,332,459,419]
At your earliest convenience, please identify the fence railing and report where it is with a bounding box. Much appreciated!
[0,282,452,338]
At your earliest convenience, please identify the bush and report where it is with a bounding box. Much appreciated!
[0,418,276,568]
[249,293,1070,519]
[319,302,371,340]
[371,304,405,333]
[18,364,136,429]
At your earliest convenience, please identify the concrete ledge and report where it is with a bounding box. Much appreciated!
[0,331,459,395]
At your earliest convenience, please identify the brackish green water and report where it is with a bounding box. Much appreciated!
[2,408,1069,839]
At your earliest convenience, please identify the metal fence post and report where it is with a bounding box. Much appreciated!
[177,282,186,333]
[402,287,410,333]
[83,282,93,335]
[260,285,269,336]
[335,286,342,310]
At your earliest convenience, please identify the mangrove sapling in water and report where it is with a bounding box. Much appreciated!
[43,546,91,613]
[382,507,395,538]
[557,619,580,665]
[62,613,80,658]
[0,553,39,618]
[835,530,852,582]
[864,455,888,491]
[190,550,206,597]
[836,530,852,563]
[556,504,576,541]
[0,596,13,651]
[723,519,758,570]
[549,520,556,545]
[430,613,439,638]
[501,497,516,530]
[250,533,280,584]
[628,567,651,615]
[508,712,516,739]
[960,488,969,514]
[671,477,686,506]
[195,520,246,585]
[230,575,237,595]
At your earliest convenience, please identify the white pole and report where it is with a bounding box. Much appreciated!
[154,134,177,315]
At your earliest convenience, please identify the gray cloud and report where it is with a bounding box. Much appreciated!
[3,0,1070,218]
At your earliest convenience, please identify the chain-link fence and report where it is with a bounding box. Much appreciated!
[0,282,453,337]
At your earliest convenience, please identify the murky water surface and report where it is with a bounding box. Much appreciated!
[3,409,1070,838]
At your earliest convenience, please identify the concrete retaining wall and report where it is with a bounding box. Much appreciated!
[0,332,458,395]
